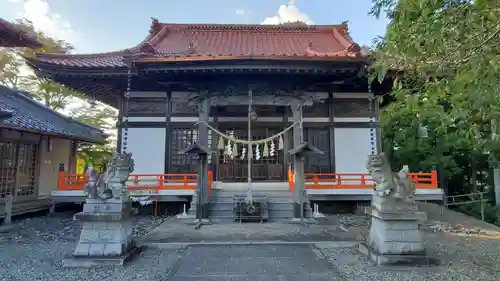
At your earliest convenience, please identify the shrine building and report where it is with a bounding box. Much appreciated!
[25,19,441,212]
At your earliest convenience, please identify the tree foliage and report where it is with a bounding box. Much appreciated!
[0,18,117,166]
[0,19,77,109]
[370,0,500,198]
[70,102,117,169]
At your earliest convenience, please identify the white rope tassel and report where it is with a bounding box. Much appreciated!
[270,140,276,156]
[240,147,247,160]
[255,144,261,160]
[278,135,284,150]
[217,135,225,150]
[232,142,238,158]
[225,138,233,158]
[263,141,269,157]
[195,121,300,145]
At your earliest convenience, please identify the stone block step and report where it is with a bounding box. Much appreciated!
[209,204,294,212]
[210,192,293,198]
[210,197,293,202]
[209,209,294,219]
[214,182,289,189]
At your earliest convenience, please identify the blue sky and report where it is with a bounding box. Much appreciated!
[1,0,389,54]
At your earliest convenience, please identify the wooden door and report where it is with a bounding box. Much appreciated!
[217,125,284,182]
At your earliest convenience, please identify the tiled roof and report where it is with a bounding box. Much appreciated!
[0,86,105,143]
[28,21,364,69]
[0,18,42,48]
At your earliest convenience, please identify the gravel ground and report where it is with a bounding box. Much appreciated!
[318,202,500,281]
[0,211,174,281]
[1,206,500,281]
[0,211,170,244]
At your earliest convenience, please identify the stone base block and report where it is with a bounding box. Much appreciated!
[63,246,141,268]
[359,243,440,266]
[72,220,136,258]
[368,216,425,255]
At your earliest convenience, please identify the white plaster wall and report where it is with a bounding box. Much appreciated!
[334,128,375,174]
[122,128,165,174]
[38,137,72,196]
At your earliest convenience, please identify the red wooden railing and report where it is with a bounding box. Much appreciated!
[57,172,213,192]
[288,170,438,191]
[57,171,214,217]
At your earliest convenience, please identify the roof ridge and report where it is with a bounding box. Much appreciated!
[0,85,103,134]
[158,22,347,32]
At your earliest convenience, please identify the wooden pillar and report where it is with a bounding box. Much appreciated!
[328,92,336,173]
[291,101,305,218]
[164,91,172,174]
[198,93,210,219]
[212,107,220,181]
[282,106,290,179]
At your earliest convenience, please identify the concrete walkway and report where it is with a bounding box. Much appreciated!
[168,244,343,281]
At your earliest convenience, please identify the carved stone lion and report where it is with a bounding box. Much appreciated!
[84,153,135,200]
[366,153,415,202]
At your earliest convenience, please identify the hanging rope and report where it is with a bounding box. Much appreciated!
[122,65,132,154]
[195,120,301,145]
[368,80,377,155]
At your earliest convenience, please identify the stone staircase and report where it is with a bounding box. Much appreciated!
[207,182,313,222]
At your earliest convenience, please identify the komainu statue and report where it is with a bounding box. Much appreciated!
[366,153,415,202]
[84,153,135,200]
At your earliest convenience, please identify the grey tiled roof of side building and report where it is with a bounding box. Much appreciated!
[0,85,106,143]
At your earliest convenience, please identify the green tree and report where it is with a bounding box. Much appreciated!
[370,0,500,197]
[69,101,118,169]
[0,49,23,88]
[13,19,79,110]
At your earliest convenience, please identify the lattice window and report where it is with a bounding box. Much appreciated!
[169,128,212,173]
[333,98,371,117]
[0,141,38,201]
[0,141,17,199]
[16,143,38,199]
[304,128,331,173]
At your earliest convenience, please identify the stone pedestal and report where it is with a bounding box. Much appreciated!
[359,196,437,266]
[63,199,141,268]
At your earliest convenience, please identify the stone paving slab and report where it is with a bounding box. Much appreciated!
[140,220,355,244]
[169,245,343,281]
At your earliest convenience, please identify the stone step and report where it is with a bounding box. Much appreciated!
[210,192,293,198]
[214,182,289,189]
[209,202,294,211]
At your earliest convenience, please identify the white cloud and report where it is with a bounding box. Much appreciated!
[261,0,314,25]
[7,0,76,47]
[235,9,246,16]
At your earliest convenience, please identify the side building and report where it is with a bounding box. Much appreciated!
[0,17,105,218]
[0,86,105,217]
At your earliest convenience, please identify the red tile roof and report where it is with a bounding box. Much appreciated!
[28,20,364,69]
[0,18,43,48]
